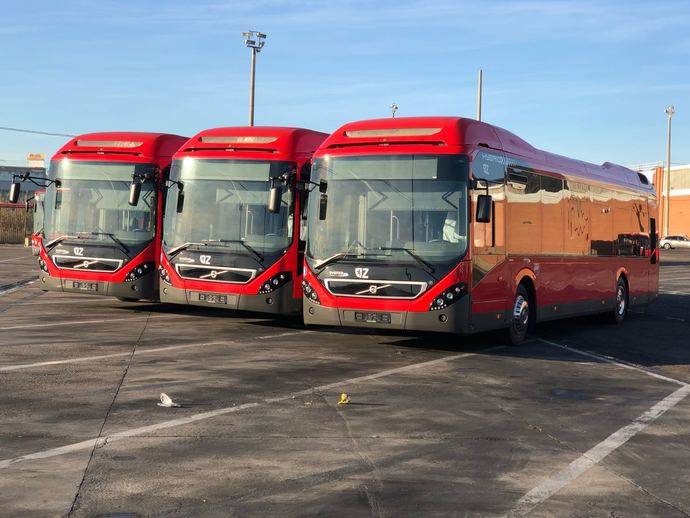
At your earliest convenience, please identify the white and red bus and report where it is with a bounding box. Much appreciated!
[302,117,658,344]
[11,133,188,301]
[158,126,327,315]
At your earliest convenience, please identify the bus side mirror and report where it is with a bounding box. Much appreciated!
[129,180,142,206]
[319,180,328,193]
[268,185,282,214]
[9,182,21,204]
[319,193,328,220]
[176,190,185,213]
[476,194,492,223]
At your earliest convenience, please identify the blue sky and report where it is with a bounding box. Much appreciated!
[1,0,689,167]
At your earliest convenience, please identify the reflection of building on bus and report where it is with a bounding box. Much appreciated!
[303,117,659,345]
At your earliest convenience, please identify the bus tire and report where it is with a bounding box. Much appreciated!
[609,277,628,325]
[508,284,532,346]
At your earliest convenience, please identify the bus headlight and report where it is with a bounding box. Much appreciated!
[159,265,172,285]
[124,262,155,282]
[302,279,321,305]
[259,272,291,294]
[38,257,49,272]
[429,283,466,311]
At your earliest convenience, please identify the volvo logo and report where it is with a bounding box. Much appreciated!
[356,283,391,296]
[354,267,369,279]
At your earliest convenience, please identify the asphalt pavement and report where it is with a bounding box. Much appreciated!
[1,245,689,517]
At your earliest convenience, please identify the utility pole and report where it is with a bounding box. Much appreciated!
[664,105,675,237]
[243,31,266,126]
[476,69,483,121]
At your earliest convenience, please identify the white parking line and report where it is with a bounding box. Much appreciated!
[508,384,690,516]
[0,256,29,263]
[540,339,687,387]
[0,347,500,469]
[0,330,310,372]
[661,290,690,296]
[0,279,35,296]
[0,316,152,331]
[506,340,690,516]
[0,314,191,331]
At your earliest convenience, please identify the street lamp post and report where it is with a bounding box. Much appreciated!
[664,105,675,237]
[243,31,266,126]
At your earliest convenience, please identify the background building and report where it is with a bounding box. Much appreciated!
[652,165,690,238]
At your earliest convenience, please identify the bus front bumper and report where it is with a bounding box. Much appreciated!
[303,296,472,334]
[160,281,301,316]
[37,271,156,301]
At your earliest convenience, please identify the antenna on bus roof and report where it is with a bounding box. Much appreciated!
[390,103,398,118]
[476,69,483,121]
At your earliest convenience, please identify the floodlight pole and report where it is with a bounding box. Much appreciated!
[476,69,483,121]
[663,105,675,237]
[243,30,266,126]
[248,47,257,126]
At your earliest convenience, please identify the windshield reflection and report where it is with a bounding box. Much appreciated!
[43,160,156,246]
[307,154,469,272]
[163,158,294,256]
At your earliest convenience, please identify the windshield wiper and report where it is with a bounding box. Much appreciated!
[201,239,264,264]
[374,247,435,275]
[44,235,78,249]
[166,241,207,258]
[313,252,363,271]
[77,231,130,256]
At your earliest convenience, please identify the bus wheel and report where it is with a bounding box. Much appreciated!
[508,285,531,346]
[609,277,628,325]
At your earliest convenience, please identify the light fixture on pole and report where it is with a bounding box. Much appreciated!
[390,103,398,118]
[663,105,675,237]
[243,30,267,126]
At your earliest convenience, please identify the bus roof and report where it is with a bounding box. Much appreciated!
[174,126,328,161]
[318,116,652,193]
[51,132,188,162]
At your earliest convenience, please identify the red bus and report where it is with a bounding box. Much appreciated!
[158,126,327,315]
[302,117,658,344]
[12,133,187,301]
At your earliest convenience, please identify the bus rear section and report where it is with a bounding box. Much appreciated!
[33,133,187,301]
[158,127,327,316]
[303,117,658,342]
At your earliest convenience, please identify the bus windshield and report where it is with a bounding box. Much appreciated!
[307,154,469,272]
[163,158,294,255]
[43,160,157,246]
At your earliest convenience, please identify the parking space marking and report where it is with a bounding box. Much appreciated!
[0,279,35,296]
[508,384,690,516]
[0,330,311,372]
[0,347,501,469]
[0,314,182,331]
[540,339,687,387]
[661,290,690,296]
[0,255,31,263]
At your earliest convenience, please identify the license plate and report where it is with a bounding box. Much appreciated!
[198,293,228,304]
[354,311,391,324]
[72,281,98,292]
